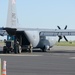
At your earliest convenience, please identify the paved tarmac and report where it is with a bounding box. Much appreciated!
[0,46,75,75]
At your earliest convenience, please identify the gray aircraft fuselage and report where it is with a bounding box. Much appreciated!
[10,28,57,50]
[23,29,56,48]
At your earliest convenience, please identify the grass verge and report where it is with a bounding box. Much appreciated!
[56,41,75,46]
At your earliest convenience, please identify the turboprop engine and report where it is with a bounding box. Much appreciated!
[57,25,68,42]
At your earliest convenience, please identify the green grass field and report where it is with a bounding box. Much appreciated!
[0,41,75,47]
[56,41,75,46]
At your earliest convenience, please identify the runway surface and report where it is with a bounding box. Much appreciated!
[0,46,75,75]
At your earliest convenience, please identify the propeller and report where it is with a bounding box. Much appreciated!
[64,25,67,29]
[63,36,68,42]
[57,26,61,29]
[57,25,68,42]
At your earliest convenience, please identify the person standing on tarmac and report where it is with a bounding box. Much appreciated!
[29,43,33,53]
[14,41,19,54]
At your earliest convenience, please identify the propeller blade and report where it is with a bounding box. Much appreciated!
[58,36,62,42]
[63,36,68,42]
[58,38,61,42]
[57,25,68,42]
[64,25,67,29]
[57,26,61,29]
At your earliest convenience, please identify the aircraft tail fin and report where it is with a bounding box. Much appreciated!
[6,0,18,28]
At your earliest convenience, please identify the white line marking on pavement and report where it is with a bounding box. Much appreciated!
[53,53,70,56]
[69,57,75,59]
[0,54,43,56]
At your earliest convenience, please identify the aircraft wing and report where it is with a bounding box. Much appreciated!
[2,27,75,37]
[39,29,75,36]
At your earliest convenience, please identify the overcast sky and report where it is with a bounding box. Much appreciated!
[0,0,75,40]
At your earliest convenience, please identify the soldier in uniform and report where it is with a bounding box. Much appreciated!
[29,43,33,53]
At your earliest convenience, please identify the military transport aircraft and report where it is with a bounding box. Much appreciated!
[0,0,75,52]
[2,26,75,52]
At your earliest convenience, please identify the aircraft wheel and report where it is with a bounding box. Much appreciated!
[41,46,46,52]
[42,49,46,52]
[3,46,7,53]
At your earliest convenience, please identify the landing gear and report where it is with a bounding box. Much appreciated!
[14,42,22,54]
[29,44,33,53]
[41,46,46,52]
[3,46,7,53]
